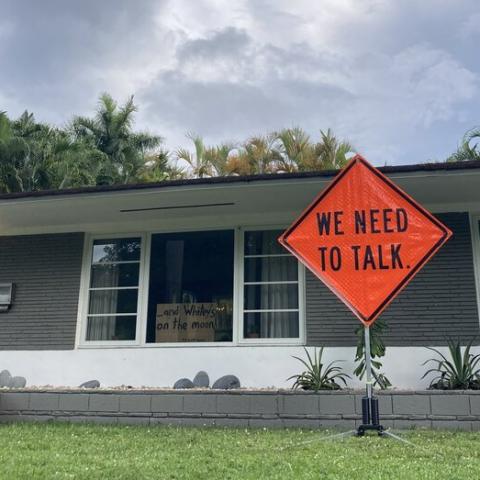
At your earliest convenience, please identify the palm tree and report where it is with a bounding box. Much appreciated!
[176,134,238,178]
[176,134,213,178]
[304,129,354,171]
[137,150,187,182]
[446,128,480,162]
[0,111,59,192]
[206,143,238,176]
[72,93,163,184]
[237,134,280,174]
[0,111,29,192]
[273,127,315,173]
[52,134,109,189]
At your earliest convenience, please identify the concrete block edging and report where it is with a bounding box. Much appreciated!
[0,389,479,430]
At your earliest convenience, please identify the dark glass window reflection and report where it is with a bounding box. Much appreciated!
[146,230,234,343]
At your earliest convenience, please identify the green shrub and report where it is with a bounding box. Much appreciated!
[354,319,391,390]
[422,338,480,390]
[288,347,350,391]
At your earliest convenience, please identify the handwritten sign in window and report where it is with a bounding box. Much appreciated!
[156,303,229,342]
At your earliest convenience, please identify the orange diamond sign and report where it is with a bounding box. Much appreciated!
[279,155,452,326]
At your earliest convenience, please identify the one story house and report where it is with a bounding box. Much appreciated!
[0,160,479,389]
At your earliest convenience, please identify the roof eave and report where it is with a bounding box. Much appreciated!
[0,159,479,201]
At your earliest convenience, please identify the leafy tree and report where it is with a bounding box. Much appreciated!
[0,111,56,192]
[0,110,106,192]
[72,93,163,184]
[1,94,356,191]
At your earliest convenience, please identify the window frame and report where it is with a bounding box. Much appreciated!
[236,227,306,346]
[470,213,480,328]
[143,228,237,347]
[77,232,147,347]
[77,226,305,348]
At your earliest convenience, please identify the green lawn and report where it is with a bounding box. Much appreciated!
[0,423,479,479]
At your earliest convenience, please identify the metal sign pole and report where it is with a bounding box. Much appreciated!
[364,326,373,400]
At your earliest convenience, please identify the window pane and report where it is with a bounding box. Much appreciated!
[86,315,136,341]
[244,312,299,339]
[146,230,234,343]
[92,238,141,263]
[90,263,140,288]
[88,289,138,315]
[244,230,285,255]
[244,283,298,310]
[244,256,298,282]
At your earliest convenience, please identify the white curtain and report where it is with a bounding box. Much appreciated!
[87,264,119,340]
[260,254,295,338]
[244,232,297,338]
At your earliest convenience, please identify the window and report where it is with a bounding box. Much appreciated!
[146,230,234,343]
[85,237,142,341]
[81,228,303,346]
[242,230,301,339]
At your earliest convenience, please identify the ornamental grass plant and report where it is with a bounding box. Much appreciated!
[422,338,480,390]
[288,347,350,391]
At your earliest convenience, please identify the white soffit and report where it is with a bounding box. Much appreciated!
[0,170,479,235]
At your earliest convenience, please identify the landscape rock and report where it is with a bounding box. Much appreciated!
[79,380,100,388]
[173,378,194,389]
[193,371,210,388]
[0,370,12,387]
[212,375,240,390]
[9,376,26,388]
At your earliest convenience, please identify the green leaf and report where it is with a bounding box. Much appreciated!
[288,348,349,391]
[422,338,480,390]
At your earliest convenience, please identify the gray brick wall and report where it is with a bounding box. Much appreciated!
[306,212,479,346]
[0,211,476,350]
[1,389,480,430]
[0,233,84,350]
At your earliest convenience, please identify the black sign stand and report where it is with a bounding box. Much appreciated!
[357,326,384,436]
[313,326,415,446]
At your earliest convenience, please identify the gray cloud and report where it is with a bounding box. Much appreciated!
[177,27,251,61]
[0,0,164,122]
[0,0,479,165]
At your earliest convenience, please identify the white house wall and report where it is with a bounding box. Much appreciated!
[2,345,477,390]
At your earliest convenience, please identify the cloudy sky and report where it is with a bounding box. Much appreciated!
[1,0,479,165]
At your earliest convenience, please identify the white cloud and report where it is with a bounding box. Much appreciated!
[0,0,479,165]
[139,25,478,164]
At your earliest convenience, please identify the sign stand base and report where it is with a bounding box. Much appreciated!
[356,326,386,436]
[311,326,415,447]
[357,395,384,436]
